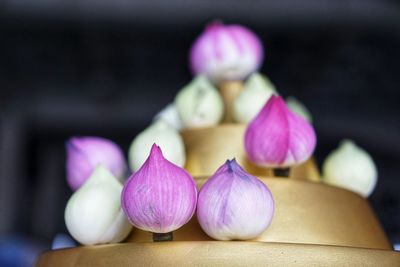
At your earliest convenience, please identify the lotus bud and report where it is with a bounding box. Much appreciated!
[175,75,223,128]
[65,166,132,245]
[153,103,183,131]
[233,73,277,123]
[244,96,316,168]
[322,140,378,197]
[122,144,197,241]
[286,96,313,123]
[66,136,127,191]
[128,120,186,171]
[197,159,274,240]
[190,21,263,82]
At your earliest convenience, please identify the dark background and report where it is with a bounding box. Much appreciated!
[1,0,400,265]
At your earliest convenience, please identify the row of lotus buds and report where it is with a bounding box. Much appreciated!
[65,92,315,194]
[65,93,377,199]
[65,144,274,245]
[155,73,311,130]
[65,139,377,246]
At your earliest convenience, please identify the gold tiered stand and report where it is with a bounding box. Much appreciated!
[37,83,399,266]
[37,124,400,266]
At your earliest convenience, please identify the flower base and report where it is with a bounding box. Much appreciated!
[153,232,173,242]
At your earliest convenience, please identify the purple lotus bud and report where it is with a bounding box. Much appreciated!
[190,21,263,82]
[197,159,274,240]
[244,96,316,168]
[66,136,127,191]
[121,144,197,236]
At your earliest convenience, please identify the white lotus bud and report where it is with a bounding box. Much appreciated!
[175,75,224,129]
[129,120,186,171]
[286,97,313,123]
[65,166,132,245]
[197,159,274,240]
[322,140,378,197]
[153,103,183,131]
[233,73,277,123]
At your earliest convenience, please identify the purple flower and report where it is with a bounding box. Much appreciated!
[66,136,127,191]
[121,144,198,234]
[197,159,274,240]
[190,21,263,82]
[244,96,316,167]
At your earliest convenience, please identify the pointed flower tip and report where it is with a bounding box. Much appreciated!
[93,164,113,175]
[68,136,92,144]
[259,94,280,111]
[225,159,234,172]
[66,136,80,149]
[67,136,110,152]
[262,95,306,121]
[269,95,284,107]
[150,143,161,151]
[149,143,163,158]
[65,139,74,150]
[82,165,116,188]
[270,94,279,101]
[222,158,244,175]
[226,158,237,168]
[143,143,169,167]
[206,20,223,30]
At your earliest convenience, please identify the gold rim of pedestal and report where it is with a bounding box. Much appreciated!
[36,241,400,267]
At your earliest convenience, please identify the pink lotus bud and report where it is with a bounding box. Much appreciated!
[121,144,197,235]
[244,96,316,167]
[66,136,127,191]
[197,159,274,240]
[190,21,263,82]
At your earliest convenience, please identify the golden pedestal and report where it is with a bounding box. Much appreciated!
[36,125,400,266]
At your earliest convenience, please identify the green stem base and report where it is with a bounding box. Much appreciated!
[273,167,291,178]
[153,232,173,242]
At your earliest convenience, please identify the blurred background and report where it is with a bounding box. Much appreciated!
[1,0,400,266]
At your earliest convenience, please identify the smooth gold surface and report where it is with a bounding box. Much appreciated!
[218,81,244,123]
[182,124,320,181]
[36,241,400,267]
[126,177,390,249]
